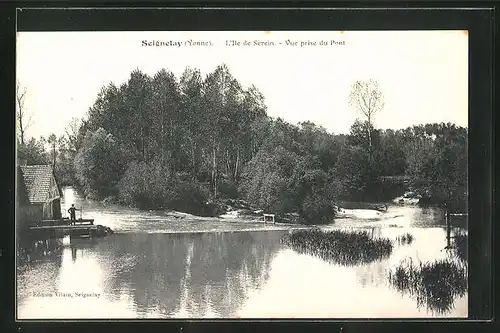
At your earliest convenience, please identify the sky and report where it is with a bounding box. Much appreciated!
[16,30,468,139]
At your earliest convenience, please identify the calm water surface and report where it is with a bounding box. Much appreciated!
[17,187,467,319]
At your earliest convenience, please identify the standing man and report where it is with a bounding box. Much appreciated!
[68,204,79,225]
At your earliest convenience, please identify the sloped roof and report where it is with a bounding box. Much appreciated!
[18,165,60,204]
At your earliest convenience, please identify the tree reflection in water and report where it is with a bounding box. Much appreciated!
[17,237,65,305]
[17,237,64,267]
[89,231,284,317]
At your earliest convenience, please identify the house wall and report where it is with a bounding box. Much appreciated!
[52,198,62,219]
[44,174,62,219]
[42,199,61,219]
[17,203,43,228]
[43,201,51,219]
[49,174,61,200]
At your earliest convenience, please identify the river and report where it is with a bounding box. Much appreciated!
[16,187,468,319]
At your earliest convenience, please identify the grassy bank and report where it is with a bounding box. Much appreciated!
[281,229,393,266]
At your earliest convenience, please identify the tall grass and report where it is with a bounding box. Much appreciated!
[388,258,468,314]
[281,229,393,266]
[396,233,414,245]
[453,232,468,262]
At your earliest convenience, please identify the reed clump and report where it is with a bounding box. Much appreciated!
[388,258,467,314]
[396,233,414,245]
[281,228,393,266]
[453,232,467,262]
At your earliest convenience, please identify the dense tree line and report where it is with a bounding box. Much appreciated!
[17,65,468,223]
[17,133,78,186]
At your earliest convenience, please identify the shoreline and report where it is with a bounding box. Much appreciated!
[111,225,313,235]
[61,187,461,236]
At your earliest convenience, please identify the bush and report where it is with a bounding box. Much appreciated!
[396,233,415,245]
[333,145,373,202]
[240,147,339,225]
[300,194,335,225]
[239,147,299,215]
[168,177,209,215]
[117,160,151,208]
[74,128,128,198]
[218,180,239,199]
[117,160,209,214]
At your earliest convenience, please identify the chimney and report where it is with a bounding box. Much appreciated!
[17,158,27,166]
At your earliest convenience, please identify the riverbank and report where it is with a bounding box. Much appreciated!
[90,185,396,226]
[61,186,461,235]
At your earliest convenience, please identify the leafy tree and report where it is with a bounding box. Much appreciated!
[65,117,83,153]
[239,146,298,214]
[68,64,467,222]
[240,122,339,223]
[404,123,467,210]
[17,137,49,165]
[74,128,128,198]
[347,119,380,150]
[47,134,58,169]
[52,137,74,186]
[118,159,209,214]
[333,145,371,202]
[203,64,243,197]
[375,129,406,176]
[179,67,204,175]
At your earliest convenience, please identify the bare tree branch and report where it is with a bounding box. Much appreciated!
[348,79,385,154]
[65,117,82,152]
[16,81,33,146]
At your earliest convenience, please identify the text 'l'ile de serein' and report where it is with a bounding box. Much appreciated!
[141,39,346,48]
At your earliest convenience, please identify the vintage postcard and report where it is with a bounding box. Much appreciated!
[16,30,468,319]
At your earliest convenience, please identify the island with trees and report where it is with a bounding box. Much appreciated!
[16,64,467,225]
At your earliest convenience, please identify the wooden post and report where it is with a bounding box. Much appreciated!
[445,204,451,248]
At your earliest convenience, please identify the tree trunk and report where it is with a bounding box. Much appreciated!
[212,141,217,198]
[160,121,165,165]
[52,145,56,169]
[19,117,25,147]
[234,148,240,180]
[169,119,175,172]
[367,114,372,149]
[367,114,373,164]
[192,141,196,175]
[226,149,231,178]
[142,130,146,161]
[17,93,26,147]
